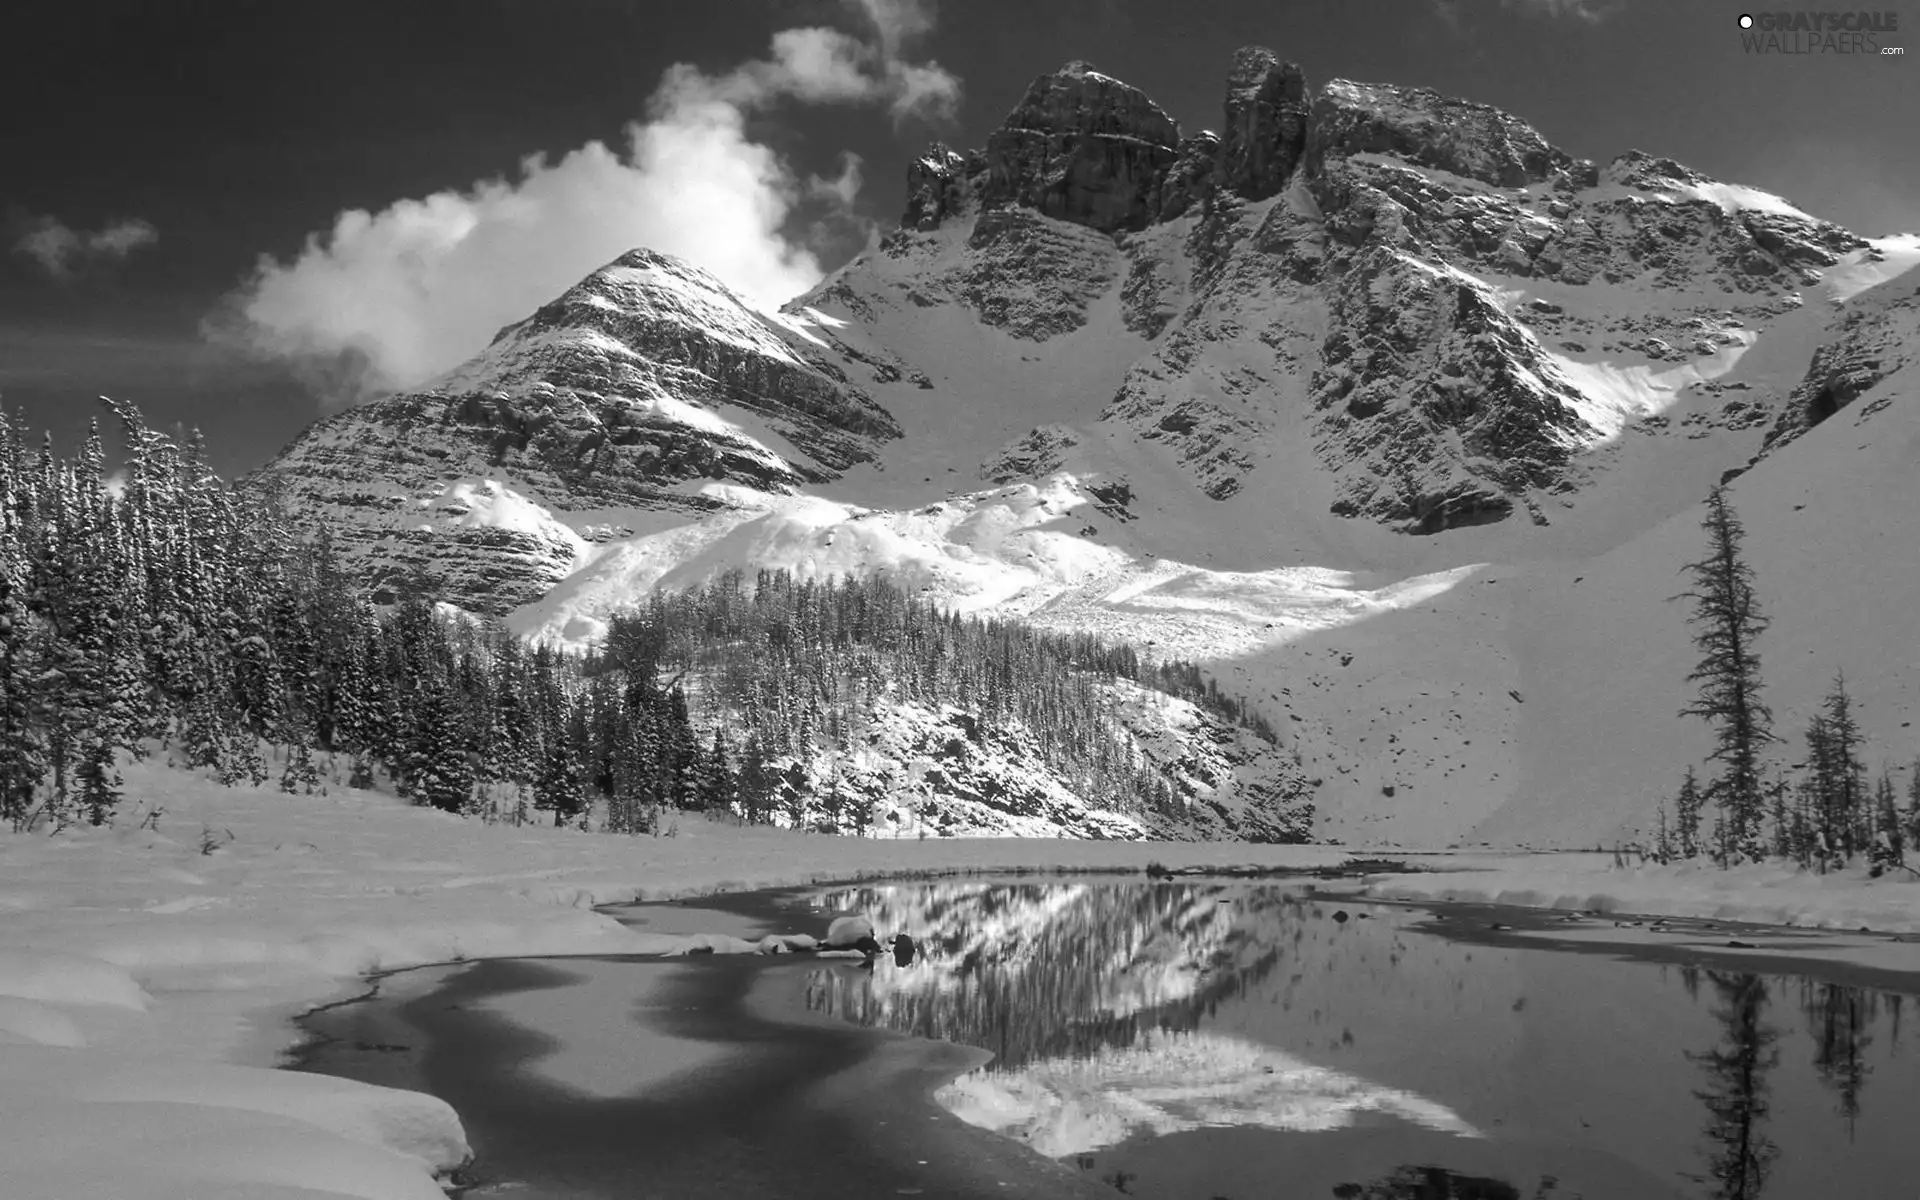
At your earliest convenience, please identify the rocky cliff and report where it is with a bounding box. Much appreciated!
[879,52,1859,531]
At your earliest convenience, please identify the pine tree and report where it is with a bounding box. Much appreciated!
[1802,713,1836,865]
[1816,673,1866,858]
[738,734,772,823]
[1905,758,1920,851]
[0,572,44,829]
[534,737,585,827]
[1675,487,1774,865]
[1767,771,1793,863]
[408,682,473,813]
[1675,767,1706,860]
[1870,770,1904,872]
[75,734,120,826]
[278,714,321,796]
[696,727,735,812]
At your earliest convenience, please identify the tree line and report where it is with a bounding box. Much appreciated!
[1662,486,1918,870]
[0,399,1274,836]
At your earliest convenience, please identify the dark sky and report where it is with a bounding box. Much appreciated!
[3,0,1914,475]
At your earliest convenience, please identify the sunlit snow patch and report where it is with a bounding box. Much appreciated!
[413,478,589,555]
[1542,331,1757,439]
[938,1030,1479,1158]
[1656,180,1815,221]
[1823,234,1920,304]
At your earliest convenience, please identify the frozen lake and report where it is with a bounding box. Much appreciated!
[294,879,1920,1199]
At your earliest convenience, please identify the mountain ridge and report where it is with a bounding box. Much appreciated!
[255,46,1920,847]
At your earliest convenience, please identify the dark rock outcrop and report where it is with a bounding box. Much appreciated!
[1156,131,1222,221]
[1310,246,1595,531]
[1307,79,1587,190]
[1219,47,1310,201]
[982,61,1182,233]
[903,143,985,231]
[1756,277,1918,458]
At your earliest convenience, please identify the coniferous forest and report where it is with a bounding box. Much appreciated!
[0,400,1281,836]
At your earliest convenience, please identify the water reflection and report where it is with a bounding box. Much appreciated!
[803,882,1476,1157]
[803,880,1296,1069]
[790,881,1920,1200]
[933,1028,1479,1158]
[1332,1166,1521,1200]
[1798,979,1872,1132]
[1687,973,1779,1200]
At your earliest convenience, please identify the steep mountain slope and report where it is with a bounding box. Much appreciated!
[258,249,900,609]
[257,49,1920,847]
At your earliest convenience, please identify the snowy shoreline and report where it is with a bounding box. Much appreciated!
[5,761,1920,1198]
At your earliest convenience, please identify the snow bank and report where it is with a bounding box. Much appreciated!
[0,757,1345,1200]
[1357,857,1920,934]
[0,1045,463,1200]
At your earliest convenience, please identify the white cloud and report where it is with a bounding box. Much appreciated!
[847,0,938,57]
[218,9,960,406]
[12,216,158,281]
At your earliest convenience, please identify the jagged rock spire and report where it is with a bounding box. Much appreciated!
[1219,47,1310,202]
[981,60,1183,233]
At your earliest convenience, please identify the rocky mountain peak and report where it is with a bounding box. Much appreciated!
[258,245,902,612]
[1219,46,1310,202]
[980,60,1183,233]
[1308,79,1594,190]
[903,142,983,232]
[899,49,1595,237]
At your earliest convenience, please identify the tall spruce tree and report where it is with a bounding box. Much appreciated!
[1675,487,1774,865]
[1817,672,1866,857]
[1905,758,1920,851]
[1870,770,1904,871]
[1675,766,1706,860]
[0,572,44,828]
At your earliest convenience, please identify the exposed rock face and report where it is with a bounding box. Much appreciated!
[1311,248,1592,530]
[904,143,985,231]
[1219,47,1309,201]
[1308,80,1588,190]
[982,424,1079,484]
[879,202,1123,341]
[982,61,1182,233]
[1757,275,1918,458]
[1155,131,1222,221]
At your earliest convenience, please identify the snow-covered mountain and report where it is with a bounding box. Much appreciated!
[257,48,1920,848]
[259,249,902,609]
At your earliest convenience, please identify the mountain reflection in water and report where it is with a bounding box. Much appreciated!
[794,880,1920,1200]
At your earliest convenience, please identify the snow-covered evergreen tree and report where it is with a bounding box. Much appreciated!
[1674,766,1705,860]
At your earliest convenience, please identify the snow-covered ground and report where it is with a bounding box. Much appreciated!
[0,758,1351,1200]
[5,760,1920,1198]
